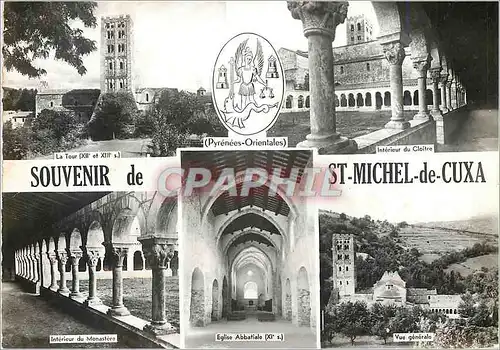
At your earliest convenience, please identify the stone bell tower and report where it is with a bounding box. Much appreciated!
[100,15,134,94]
[332,233,356,296]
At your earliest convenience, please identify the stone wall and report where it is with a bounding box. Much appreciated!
[190,290,205,327]
[297,289,311,326]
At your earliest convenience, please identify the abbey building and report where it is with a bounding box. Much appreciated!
[332,234,461,318]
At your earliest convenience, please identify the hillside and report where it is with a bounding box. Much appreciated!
[414,215,498,236]
[445,253,498,277]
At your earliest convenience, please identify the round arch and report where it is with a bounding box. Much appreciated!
[215,206,288,248]
[223,228,280,256]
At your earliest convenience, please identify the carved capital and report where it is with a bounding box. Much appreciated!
[382,42,405,66]
[412,58,430,78]
[69,250,83,265]
[142,243,175,269]
[429,68,441,82]
[84,250,102,268]
[57,250,69,266]
[109,247,128,268]
[287,1,348,40]
[440,74,448,85]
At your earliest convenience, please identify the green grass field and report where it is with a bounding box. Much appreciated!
[445,253,498,276]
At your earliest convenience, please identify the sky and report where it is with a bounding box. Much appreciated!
[3,1,377,91]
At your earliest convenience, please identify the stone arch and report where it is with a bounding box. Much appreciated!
[202,174,299,230]
[297,266,310,327]
[334,94,339,107]
[284,278,292,321]
[133,250,143,270]
[222,276,229,317]
[384,91,391,106]
[223,228,279,256]
[298,95,304,108]
[375,92,383,109]
[305,95,310,108]
[215,206,288,248]
[244,281,258,299]
[86,220,105,250]
[110,194,147,245]
[340,94,347,107]
[190,267,205,327]
[356,93,364,107]
[371,3,406,40]
[403,90,412,105]
[154,196,178,237]
[426,89,433,105]
[48,236,56,253]
[286,95,293,109]
[365,92,372,106]
[348,93,355,107]
[211,279,219,321]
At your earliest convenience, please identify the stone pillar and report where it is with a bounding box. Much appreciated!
[450,79,457,109]
[429,68,442,119]
[57,250,70,294]
[140,237,177,335]
[84,250,104,307]
[440,76,449,113]
[288,1,357,154]
[69,250,83,298]
[48,252,59,291]
[412,58,431,120]
[33,251,40,283]
[107,247,130,316]
[30,248,37,282]
[382,42,410,129]
[446,82,453,110]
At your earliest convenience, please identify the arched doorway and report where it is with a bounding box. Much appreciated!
[365,92,372,107]
[305,95,310,108]
[426,89,433,105]
[356,93,364,107]
[222,276,229,318]
[190,267,205,327]
[244,281,258,299]
[334,94,339,107]
[413,90,419,106]
[284,278,292,321]
[340,94,347,107]
[297,267,310,327]
[133,251,142,270]
[375,92,382,109]
[286,95,293,109]
[403,90,412,105]
[348,93,355,107]
[298,95,304,108]
[384,91,391,106]
[212,279,219,321]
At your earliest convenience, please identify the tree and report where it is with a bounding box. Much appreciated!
[88,92,138,140]
[154,89,204,132]
[2,121,31,160]
[3,2,97,77]
[332,301,371,345]
[371,303,396,344]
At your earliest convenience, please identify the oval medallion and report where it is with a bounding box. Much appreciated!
[212,32,285,136]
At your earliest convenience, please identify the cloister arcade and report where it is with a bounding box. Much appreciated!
[285,1,470,153]
[181,150,318,347]
[9,191,180,346]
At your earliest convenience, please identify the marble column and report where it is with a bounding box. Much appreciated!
[48,252,59,291]
[107,247,130,316]
[440,76,449,113]
[84,250,104,307]
[30,248,37,281]
[288,1,357,154]
[57,250,70,294]
[450,79,457,109]
[32,250,40,283]
[69,250,83,298]
[429,68,442,119]
[140,238,177,335]
[412,58,431,120]
[383,42,410,129]
[22,249,27,278]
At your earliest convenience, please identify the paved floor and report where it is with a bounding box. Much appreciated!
[437,108,498,152]
[185,312,317,348]
[1,282,127,348]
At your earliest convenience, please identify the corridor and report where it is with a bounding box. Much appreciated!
[1,282,127,348]
[437,107,498,152]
